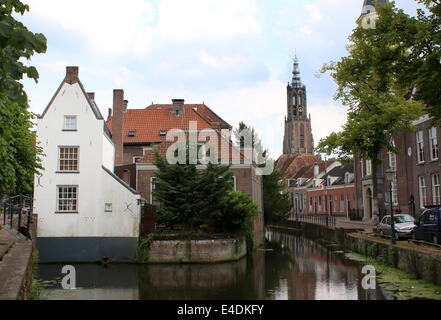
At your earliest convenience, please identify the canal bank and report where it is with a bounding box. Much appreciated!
[270,220,441,299]
[37,228,389,300]
[0,226,34,300]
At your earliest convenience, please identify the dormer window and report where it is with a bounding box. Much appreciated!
[159,130,167,137]
[128,130,136,138]
[63,116,77,131]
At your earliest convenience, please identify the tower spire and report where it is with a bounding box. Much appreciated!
[292,55,302,88]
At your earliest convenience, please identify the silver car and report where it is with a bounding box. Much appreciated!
[378,214,416,239]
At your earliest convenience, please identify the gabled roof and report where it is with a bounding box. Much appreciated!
[106,104,231,144]
[275,154,320,180]
[321,162,354,187]
[39,66,104,120]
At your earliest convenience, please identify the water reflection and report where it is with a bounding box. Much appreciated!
[38,228,387,300]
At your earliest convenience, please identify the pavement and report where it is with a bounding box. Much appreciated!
[0,225,33,300]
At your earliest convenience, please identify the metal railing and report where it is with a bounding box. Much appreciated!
[1,195,34,239]
[293,214,337,228]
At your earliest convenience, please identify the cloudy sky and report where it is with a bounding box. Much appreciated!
[20,0,423,159]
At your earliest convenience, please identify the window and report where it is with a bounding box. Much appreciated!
[388,151,398,205]
[133,156,142,164]
[128,130,136,138]
[429,127,438,161]
[419,176,427,209]
[105,203,112,212]
[58,147,79,172]
[416,131,425,163]
[57,186,78,212]
[432,174,441,205]
[231,176,237,190]
[341,195,345,213]
[159,130,167,137]
[63,116,77,131]
[365,160,372,176]
[300,125,305,149]
[150,177,157,204]
[360,159,364,178]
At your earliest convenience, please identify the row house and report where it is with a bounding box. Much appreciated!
[106,92,265,245]
[354,115,440,221]
[306,162,356,216]
[34,67,142,263]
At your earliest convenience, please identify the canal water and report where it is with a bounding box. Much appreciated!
[38,228,390,300]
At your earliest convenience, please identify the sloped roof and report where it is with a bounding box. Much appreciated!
[39,68,104,121]
[107,104,231,144]
[321,162,355,186]
[275,154,320,180]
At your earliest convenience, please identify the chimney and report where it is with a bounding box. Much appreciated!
[172,99,185,115]
[113,89,124,166]
[123,100,129,113]
[87,92,95,101]
[107,108,112,121]
[65,66,79,84]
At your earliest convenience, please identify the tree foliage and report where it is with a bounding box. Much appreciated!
[152,152,256,235]
[0,0,47,195]
[317,2,428,160]
[263,169,292,224]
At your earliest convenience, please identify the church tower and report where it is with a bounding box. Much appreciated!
[283,56,314,155]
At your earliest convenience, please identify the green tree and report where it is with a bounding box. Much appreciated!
[216,190,257,235]
[263,170,292,224]
[233,121,268,165]
[152,151,234,231]
[0,0,47,196]
[317,2,425,206]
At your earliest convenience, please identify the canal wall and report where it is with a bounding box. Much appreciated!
[146,238,247,264]
[271,221,441,286]
[0,226,34,300]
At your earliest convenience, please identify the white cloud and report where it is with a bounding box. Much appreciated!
[156,0,261,41]
[304,3,321,22]
[309,98,347,145]
[24,0,154,54]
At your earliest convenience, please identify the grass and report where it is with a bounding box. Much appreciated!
[346,252,441,300]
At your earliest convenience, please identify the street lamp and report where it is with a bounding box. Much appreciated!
[385,168,396,245]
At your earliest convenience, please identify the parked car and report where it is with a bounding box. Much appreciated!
[378,214,416,239]
[413,207,441,245]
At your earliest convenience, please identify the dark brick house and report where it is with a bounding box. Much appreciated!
[354,115,440,220]
[107,91,264,245]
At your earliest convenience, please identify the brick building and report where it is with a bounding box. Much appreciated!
[354,115,440,220]
[107,92,264,245]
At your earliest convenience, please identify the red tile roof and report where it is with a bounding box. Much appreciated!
[107,104,231,144]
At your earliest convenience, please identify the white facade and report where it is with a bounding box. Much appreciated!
[33,68,141,262]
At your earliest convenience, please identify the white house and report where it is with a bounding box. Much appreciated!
[34,66,142,263]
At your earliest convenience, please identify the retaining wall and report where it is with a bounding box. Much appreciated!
[272,220,441,286]
[148,238,246,264]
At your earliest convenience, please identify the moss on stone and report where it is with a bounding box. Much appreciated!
[346,252,441,300]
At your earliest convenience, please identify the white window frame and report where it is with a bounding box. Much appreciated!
[56,185,78,213]
[360,159,365,178]
[419,176,427,209]
[388,151,398,206]
[429,127,438,161]
[133,156,142,164]
[58,146,80,172]
[63,115,77,131]
[416,131,425,164]
[365,159,372,176]
[150,177,157,204]
[432,174,441,205]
